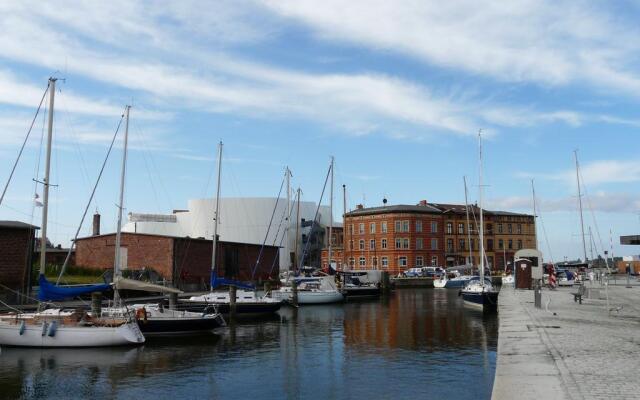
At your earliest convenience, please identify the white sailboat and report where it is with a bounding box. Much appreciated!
[0,78,144,347]
[182,142,282,316]
[460,131,499,311]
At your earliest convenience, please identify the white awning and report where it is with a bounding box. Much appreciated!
[112,277,182,294]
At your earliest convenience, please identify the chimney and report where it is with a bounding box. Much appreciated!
[418,200,427,206]
[356,204,364,210]
[92,213,101,236]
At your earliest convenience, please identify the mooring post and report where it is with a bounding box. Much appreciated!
[229,286,237,319]
[534,279,542,308]
[381,271,391,294]
[292,280,298,306]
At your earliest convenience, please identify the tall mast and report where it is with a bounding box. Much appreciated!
[211,141,223,292]
[113,105,130,280]
[463,176,472,266]
[328,156,334,271]
[342,184,347,271]
[294,187,301,273]
[478,131,485,286]
[531,179,539,250]
[285,166,291,272]
[39,78,56,276]
[574,150,588,264]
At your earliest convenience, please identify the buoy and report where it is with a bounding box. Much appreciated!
[41,322,48,336]
[47,320,58,337]
[18,320,26,335]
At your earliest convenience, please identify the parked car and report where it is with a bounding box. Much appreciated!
[401,268,424,278]
[556,270,575,287]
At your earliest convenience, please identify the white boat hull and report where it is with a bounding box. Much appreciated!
[296,291,344,304]
[0,320,144,347]
[433,279,447,288]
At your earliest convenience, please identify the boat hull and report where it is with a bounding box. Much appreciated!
[180,301,282,317]
[342,286,381,298]
[138,317,223,336]
[297,291,344,304]
[444,279,470,288]
[0,320,144,347]
[461,291,499,311]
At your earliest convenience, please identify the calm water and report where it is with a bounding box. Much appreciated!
[0,289,498,399]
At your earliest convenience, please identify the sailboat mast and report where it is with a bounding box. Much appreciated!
[211,141,223,292]
[285,167,291,272]
[113,105,130,280]
[294,187,301,273]
[463,176,472,266]
[342,184,347,271]
[39,78,56,276]
[531,179,539,250]
[328,156,334,271]
[574,150,588,264]
[478,131,485,286]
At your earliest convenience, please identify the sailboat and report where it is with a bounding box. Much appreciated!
[270,157,344,305]
[97,106,225,335]
[0,78,144,347]
[182,142,282,317]
[460,132,499,311]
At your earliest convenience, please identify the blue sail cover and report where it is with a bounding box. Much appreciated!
[210,273,255,290]
[37,274,111,301]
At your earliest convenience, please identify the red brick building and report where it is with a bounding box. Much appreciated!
[0,221,38,303]
[75,232,279,290]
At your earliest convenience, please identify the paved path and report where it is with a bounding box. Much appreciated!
[492,280,640,400]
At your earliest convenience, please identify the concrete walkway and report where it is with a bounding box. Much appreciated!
[492,280,640,400]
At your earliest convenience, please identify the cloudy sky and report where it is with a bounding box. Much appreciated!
[1,0,639,261]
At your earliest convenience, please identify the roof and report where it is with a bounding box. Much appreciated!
[345,204,442,217]
[75,231,281,249]
[0,220,39,230]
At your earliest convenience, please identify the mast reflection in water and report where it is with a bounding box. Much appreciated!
[0,289,497,399]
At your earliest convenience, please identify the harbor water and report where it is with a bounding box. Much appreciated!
[0,289,498,399]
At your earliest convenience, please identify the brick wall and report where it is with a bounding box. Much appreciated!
[0,227,35,301]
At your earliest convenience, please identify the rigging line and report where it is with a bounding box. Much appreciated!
[268,189,297,277]
[271,199,289,247]
[135,121,174,210]
[298,163,332,272]
[132,121,162,213]
[30,89,48,226]
[578,168,606,258]
[251,173,286,280]
[56,112,125,283]
[0,82,49,207]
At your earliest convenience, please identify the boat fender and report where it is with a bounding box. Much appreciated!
[47,320,57,337]
[18,320,26,335]
[136,308,148,323]
[41,322,48,336]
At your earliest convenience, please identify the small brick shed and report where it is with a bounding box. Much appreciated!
[75,232,279,290]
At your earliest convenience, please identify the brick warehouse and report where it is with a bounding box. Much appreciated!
[321,200,536,276]
[0,221,38,303]
[75,232,279,290]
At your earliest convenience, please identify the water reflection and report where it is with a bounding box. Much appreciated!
[0,289,497,399]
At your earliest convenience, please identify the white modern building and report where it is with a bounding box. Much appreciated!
[122,197,333,271]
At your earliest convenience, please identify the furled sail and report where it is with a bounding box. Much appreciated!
[211,273,255,290]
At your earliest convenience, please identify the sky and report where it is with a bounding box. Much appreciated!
[1,0,639,262]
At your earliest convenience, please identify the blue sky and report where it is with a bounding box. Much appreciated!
[1,0,639,261]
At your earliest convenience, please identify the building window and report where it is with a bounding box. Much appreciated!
[446,222,453,234]
[369,239,376,250]
[403,238,409,249]
[416,238,423,250]
[395,220,401,232]
[381,257,388,268]
[359,223,365,234]
[350,224,354,234]
[395,238,402,249]
[359,257,366,267]
[517,224,522,234]
[508,224,512,234]
[458,223,464,234]
[517,240,523,249]
[470,238,475,251]
[381,221,388,233]
[498,239,504,250]
[416,220,422,232]
[497,223,503,234]
[349,257,355,266]
[431,221,438,233]
[416,256,424,266]
[487,223,493,234]
[508,239,513,250]
[487,239,494,251]
[372,256,378,267]
[431,256,438,266]
[459,239,465,251]
[359,239,365,250]
[403,220,409,232]
[469,223,474,234]
[398,256,408,267]
[381,238,387,249]
[447,239,454,252]
[370,222,376,234]
[431,238,438,250]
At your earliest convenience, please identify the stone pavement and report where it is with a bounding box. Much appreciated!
[492,280,640,400]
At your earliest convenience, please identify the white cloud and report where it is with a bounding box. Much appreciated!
[261,0,640,95]
[488,192,640,214]
[519,160,640,186]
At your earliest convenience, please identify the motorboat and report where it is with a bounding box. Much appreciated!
[182,290,282,317]
[340,270,381,298]
[271,275,344,305]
